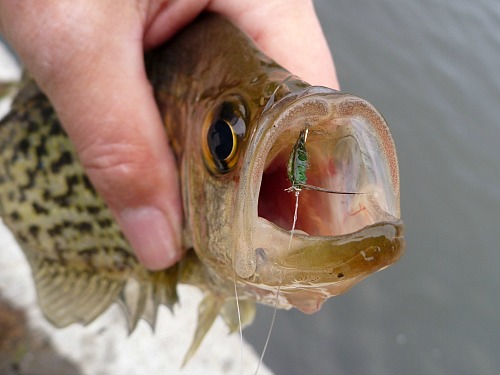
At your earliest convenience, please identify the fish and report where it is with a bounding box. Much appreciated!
[0,13,404,363]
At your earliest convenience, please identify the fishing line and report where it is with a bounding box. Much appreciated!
[255,190,300,375]
[233,271,244,375]
[256,76,302,375]
[254,284,281,375]
[262,75,294,112]
[288,190,300,250]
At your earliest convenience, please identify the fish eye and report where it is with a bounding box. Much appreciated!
[207,119,236,169]
[203,96,247,174]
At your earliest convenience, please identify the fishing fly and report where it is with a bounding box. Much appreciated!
[286,127,361,195]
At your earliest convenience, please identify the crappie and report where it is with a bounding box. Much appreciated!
[0,13,404,360]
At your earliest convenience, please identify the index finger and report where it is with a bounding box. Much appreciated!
[143,0,339,89]
[212,0,339,88]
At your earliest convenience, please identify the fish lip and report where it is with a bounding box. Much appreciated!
[232,86,403,280]
[244,218,404,311]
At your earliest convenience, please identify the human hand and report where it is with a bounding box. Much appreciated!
[0,0,338,270]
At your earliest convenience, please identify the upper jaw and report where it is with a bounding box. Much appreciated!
[232,87,404,287]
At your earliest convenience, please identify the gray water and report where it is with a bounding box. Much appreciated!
[244,0,500,374]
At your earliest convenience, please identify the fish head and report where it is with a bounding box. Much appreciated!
[184,79,404,313]
[155,14,405,313]
[238,85,404,312]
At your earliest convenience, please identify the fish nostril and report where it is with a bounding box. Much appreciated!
[255,247,267,263]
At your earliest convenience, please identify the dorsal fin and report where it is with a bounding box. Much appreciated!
[0,71,38,104]
[0,81,18,101]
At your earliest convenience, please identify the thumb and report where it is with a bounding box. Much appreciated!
[3,4,184,270]
[52,51,182,270]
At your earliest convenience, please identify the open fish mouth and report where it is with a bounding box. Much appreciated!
[233,87,404,310]
[258,113,398,237]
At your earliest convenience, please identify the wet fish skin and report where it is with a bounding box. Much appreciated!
[0,76,180,325]
[0,13,404,361]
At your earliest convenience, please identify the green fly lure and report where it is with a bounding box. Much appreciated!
[286,128,361,195]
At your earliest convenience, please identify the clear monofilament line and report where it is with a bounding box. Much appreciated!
[254,284,281,375]
[255,191,300,375]
[287,190,300,250]
[233,271,243,375]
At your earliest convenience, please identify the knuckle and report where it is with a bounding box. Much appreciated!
[79,142,158,203]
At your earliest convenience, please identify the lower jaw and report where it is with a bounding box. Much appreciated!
[245,217,404,311]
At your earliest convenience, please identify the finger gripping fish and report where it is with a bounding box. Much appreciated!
[0,13,404,362]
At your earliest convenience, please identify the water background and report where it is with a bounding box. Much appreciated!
[244,0,500,374]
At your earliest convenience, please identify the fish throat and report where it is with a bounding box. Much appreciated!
[259,124,369,237]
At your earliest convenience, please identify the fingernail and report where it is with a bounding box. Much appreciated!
[118,206,180,270]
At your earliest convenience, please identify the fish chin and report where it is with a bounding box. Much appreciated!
[233,87,404,312]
